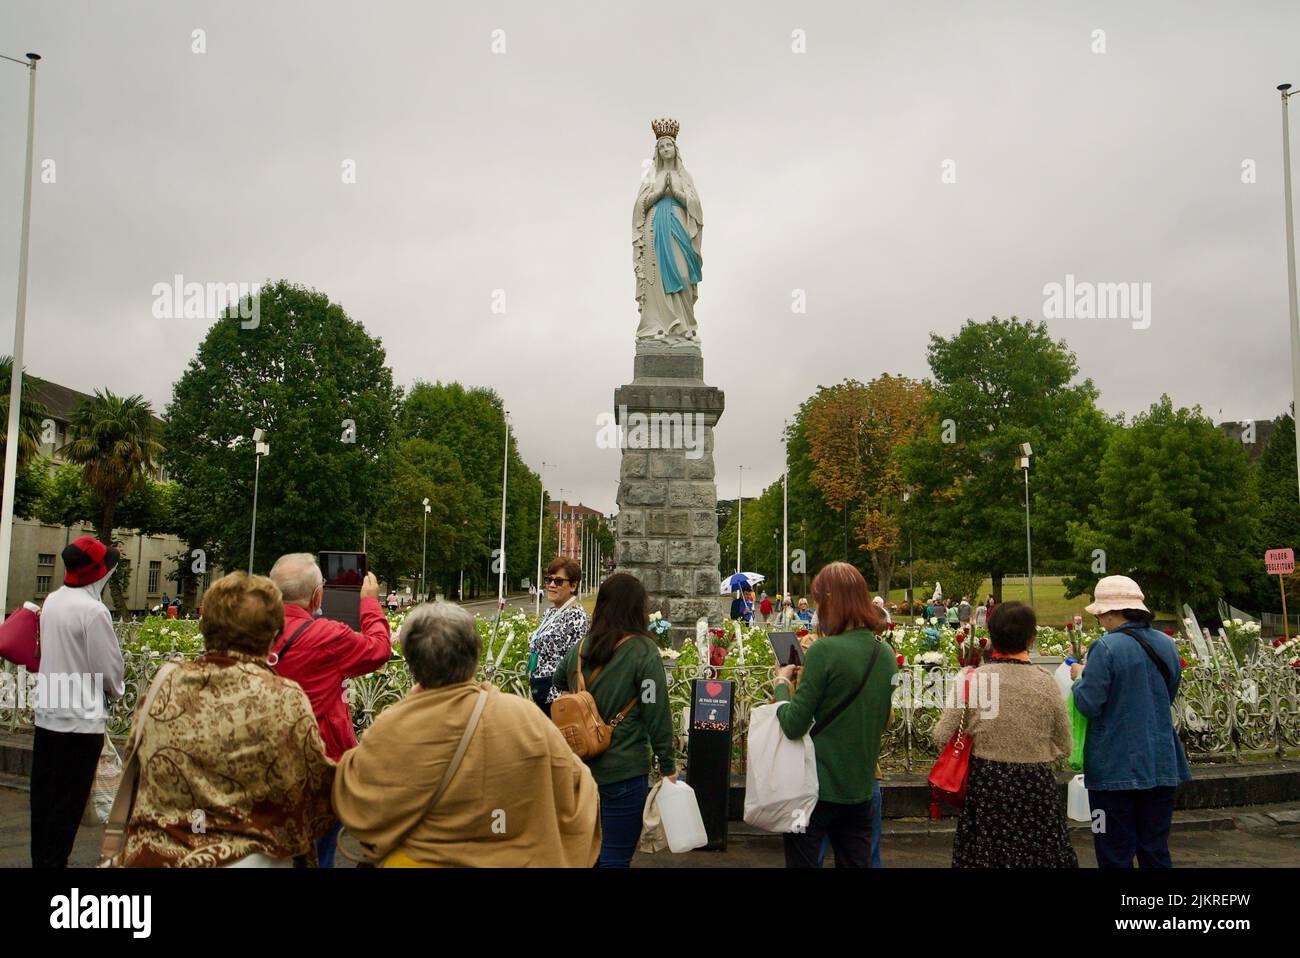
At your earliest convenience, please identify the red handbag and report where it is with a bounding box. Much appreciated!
[927,668,973,819]
[0,603,41,671]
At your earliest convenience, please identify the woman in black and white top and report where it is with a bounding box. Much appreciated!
[528,557,589,715]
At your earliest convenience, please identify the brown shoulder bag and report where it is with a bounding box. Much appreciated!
[551,636,639,760]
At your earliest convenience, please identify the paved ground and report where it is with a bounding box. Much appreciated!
[456,593,544,616]
[2,782,1295,868]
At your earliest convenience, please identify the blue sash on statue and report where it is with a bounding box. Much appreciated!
[652,197,702,294]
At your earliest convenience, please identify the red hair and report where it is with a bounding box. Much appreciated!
[810,562,884,637]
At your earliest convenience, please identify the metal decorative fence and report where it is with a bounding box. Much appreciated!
[5,645,1296,775]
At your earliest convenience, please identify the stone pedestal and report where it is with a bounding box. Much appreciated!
[614,341,727,628]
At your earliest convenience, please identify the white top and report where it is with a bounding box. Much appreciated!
[34,575,126,734]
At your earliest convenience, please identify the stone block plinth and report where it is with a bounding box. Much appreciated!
[614,340,727,627]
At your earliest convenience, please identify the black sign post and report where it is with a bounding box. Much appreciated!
[687,678,733,851]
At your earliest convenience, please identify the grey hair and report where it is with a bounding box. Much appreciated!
[269,553,323,605]
[400,602,481,689]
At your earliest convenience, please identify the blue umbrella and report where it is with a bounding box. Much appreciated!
[720,572,765,594]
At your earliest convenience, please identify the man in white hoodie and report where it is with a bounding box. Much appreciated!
[30,536,125,868]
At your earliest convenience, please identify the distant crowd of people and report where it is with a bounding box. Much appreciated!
[730,588,815,629]
[24,536,1191,870]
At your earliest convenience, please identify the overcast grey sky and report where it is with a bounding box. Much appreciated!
[1,0,1298,514]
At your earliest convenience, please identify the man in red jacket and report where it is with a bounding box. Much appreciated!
[269,552,393,867]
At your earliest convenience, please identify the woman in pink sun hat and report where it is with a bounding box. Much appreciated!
[1070,575,1191,868]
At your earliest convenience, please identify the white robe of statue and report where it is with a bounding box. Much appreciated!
[633,133,703,341]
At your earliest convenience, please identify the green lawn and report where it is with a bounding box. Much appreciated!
[579,576,1167,626]
[883,576,1172,626]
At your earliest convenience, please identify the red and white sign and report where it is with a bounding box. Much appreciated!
[1265,548,1295,575]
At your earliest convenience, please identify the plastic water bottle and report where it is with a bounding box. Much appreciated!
[656,779,709,853]
[1067,774,1091,822]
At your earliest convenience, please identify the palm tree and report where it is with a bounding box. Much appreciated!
[62,390,163,612]
[0,356,50,472]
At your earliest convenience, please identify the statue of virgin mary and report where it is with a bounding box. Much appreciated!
[633,118,703,341]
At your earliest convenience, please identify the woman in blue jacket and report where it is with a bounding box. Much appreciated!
[1071,575,1191,868]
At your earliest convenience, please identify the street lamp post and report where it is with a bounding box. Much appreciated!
[497,413,510,612]
[1279,83,1300,506]
[248,429,268,573]
[782,423,789,604]
[1018,443,1034,609]
[0,52,41,615]
[736,465,747,575]
[535,462,550,616]
[421,497,430,601]
[556,489,566,559]
[801,519,807,596]
[903,486,914,608]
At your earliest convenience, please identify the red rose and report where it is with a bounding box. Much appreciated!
[1274,638,1284,648]
[795,629,809,638]
[1179,658,1188,668]
[1066,623,1073,632]
[1162,629,1175,637]
[978,638,988,647]
[895,654,905,667]
[709,645,727,666]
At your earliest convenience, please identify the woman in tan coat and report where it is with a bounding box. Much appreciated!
[334,602,601,867]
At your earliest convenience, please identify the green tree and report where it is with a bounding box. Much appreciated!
[396,382,542,598]
[0,358,52,520]
[367,438,487,596]
[62,390,163,612]
[804,375,931,597]
[1229,412,1300,614]
[36,461,94,528]
[0,357,50,470]
[1065,396,1257,616]
[901,317,1098,600]
[1032,403,1122,571]
[163,281,400,574]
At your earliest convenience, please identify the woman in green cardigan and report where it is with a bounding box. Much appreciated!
[773,561,896,867]
[552,573,677,867]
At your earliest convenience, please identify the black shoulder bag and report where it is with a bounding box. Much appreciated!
[811,637,882,738]
[270,620,313,672]
[1115,624,1174,698]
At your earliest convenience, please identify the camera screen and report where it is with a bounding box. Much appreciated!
[320,552,366,588]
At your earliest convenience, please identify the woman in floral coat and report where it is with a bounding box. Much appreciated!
[119,572,336,867]
[528,557,589,716]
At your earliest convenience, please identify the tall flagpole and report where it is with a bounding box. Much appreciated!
[782,423,789,603]
[1280,83,1300,505]
[0,53,40,616]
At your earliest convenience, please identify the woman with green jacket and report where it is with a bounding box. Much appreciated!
[552,573,677,867]
[773,561,897,868]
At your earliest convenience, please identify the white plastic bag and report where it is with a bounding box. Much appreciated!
[82,735,122,826]
[1067,774,1091,822]
[743,702,819,833]
[638,779,669,854]
[655,779,708,853]
[1053,662,1074,701]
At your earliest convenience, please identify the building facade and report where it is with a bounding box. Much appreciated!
[546,501,605,568]
[4,376,215,616]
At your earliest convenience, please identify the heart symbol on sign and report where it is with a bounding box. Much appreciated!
[706,682,723,698]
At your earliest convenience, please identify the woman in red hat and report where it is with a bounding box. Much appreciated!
[29,536,126,868]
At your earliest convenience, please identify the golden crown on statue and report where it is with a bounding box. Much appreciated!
[650,117,680,140]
